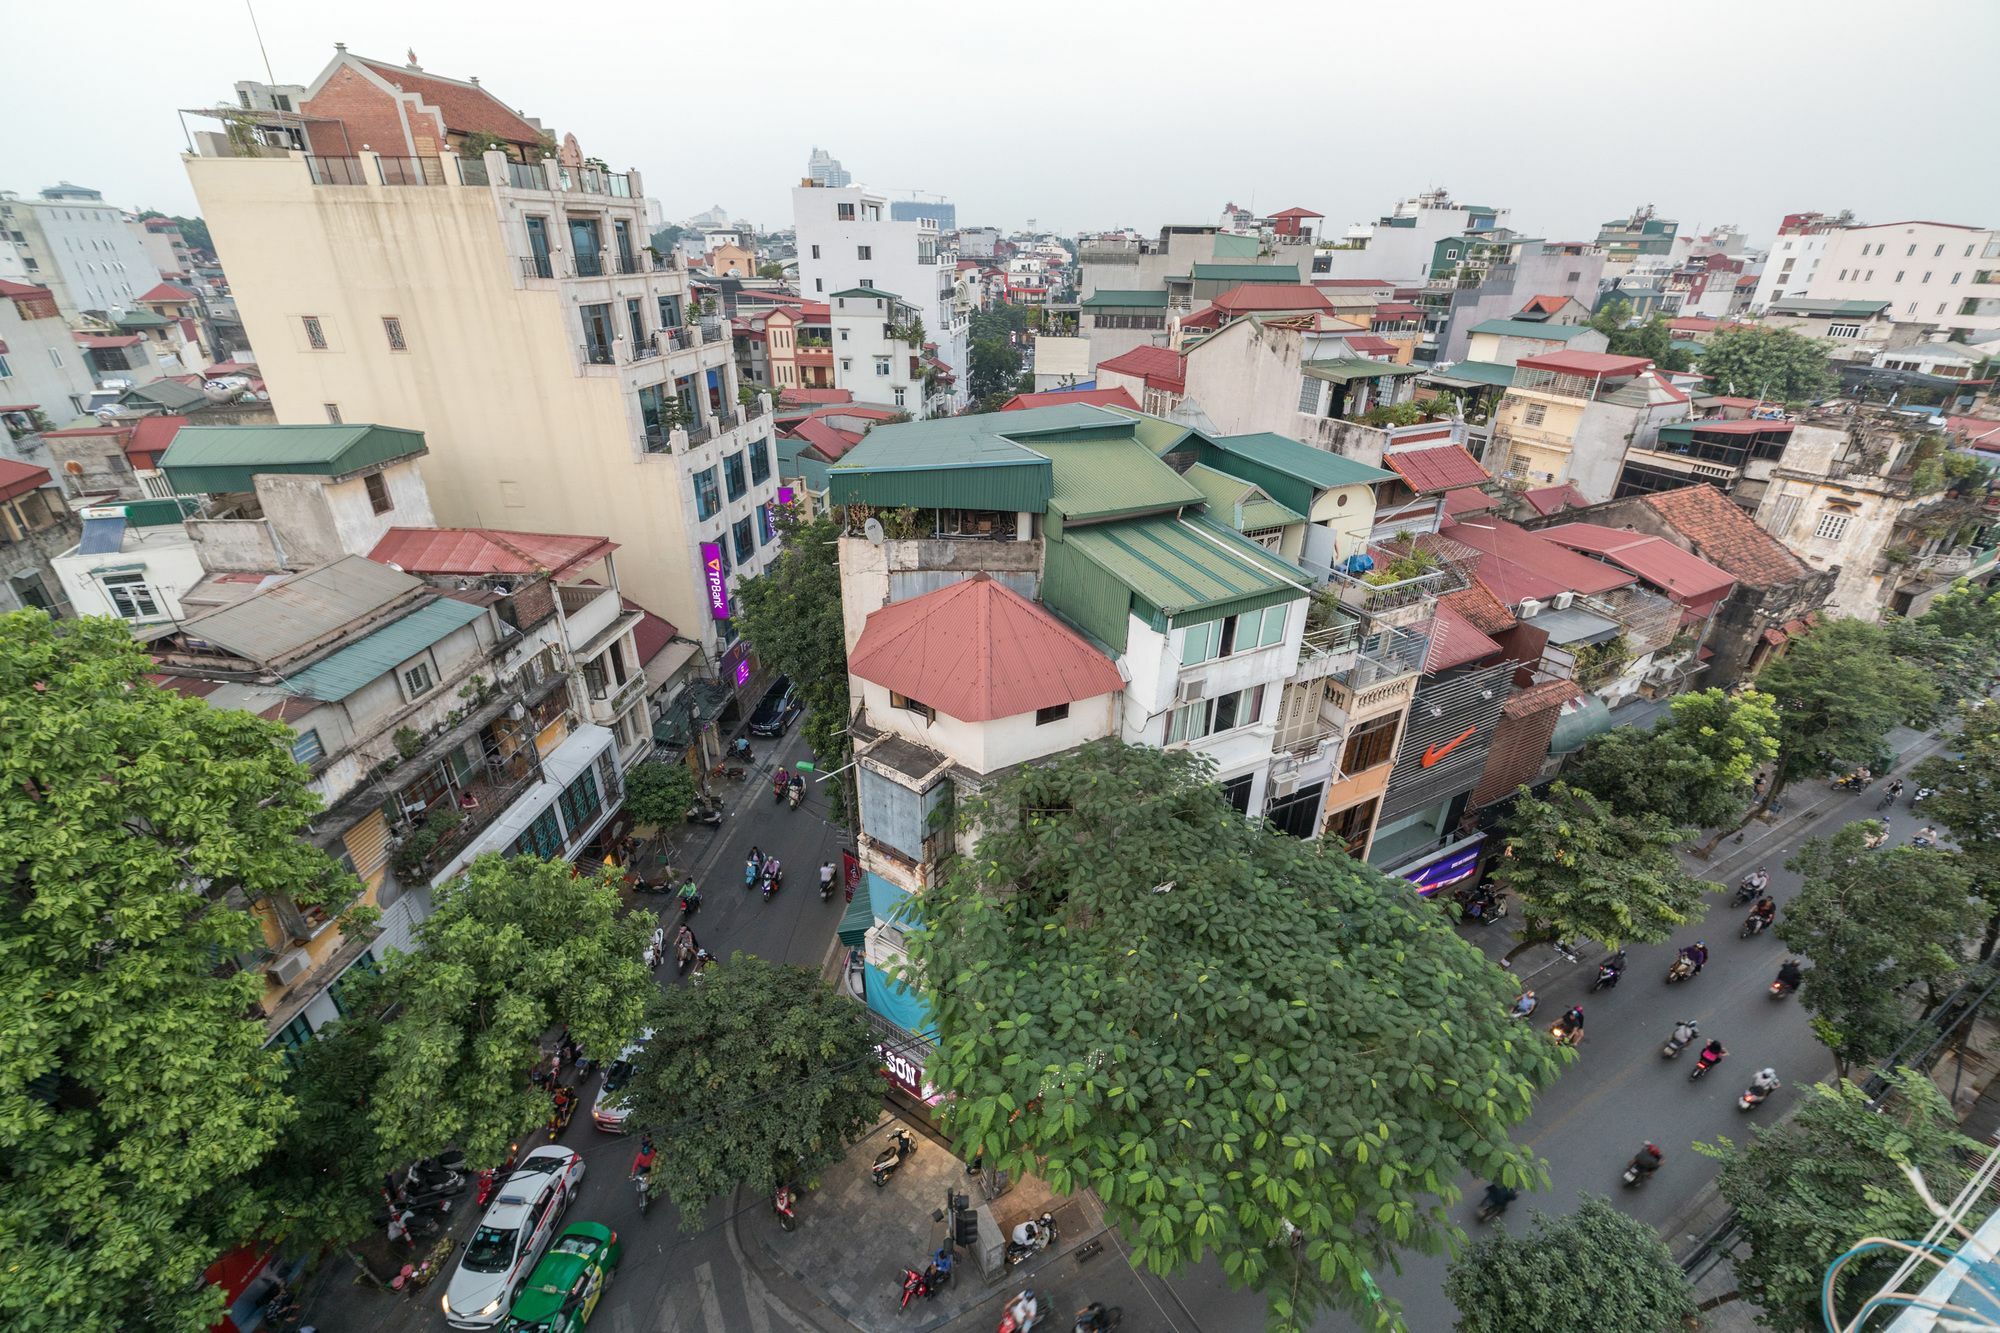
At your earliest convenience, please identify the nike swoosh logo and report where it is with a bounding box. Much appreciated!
[1422,726,1478,768]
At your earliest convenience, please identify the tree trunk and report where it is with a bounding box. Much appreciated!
[1696,763,1787,856]
[1982,901,2000,962]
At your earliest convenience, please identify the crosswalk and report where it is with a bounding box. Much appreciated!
[600,1261,814,1333]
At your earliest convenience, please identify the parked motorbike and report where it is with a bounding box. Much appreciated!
[686,801,723,827]
[871,1127,917,1187]
[1005,1213,1057,1267]
[1832,771,1873,791]
[1912,786,1935,808]
[1661,1020,1699,1059]
[1073,1303,1122,1332]
[899,1267,932,1310]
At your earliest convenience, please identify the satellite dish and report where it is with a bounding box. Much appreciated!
[863,517,885,546]
[63,460,83,475]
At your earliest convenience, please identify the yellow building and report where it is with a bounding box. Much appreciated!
[1487,350,1687,502]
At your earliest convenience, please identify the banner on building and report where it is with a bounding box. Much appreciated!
[1400,834,1487,897]
[699,541,730,620]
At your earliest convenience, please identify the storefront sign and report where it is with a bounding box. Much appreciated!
[777,486,795,507]
[1401,835,1486,897]
[877,1039,943,1104]
[699,542,730,620]
[841,849,862,903]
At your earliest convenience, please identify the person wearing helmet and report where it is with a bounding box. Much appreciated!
[1750,1067,1781,1096]
[1689,939,1710,973]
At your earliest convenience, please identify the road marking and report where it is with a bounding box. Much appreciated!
[612,1306,635,1333]
[695,1261,726,1332]
[736,1263,774,1333]
[653,1291,679,1333]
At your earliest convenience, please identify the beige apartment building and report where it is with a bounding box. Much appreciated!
[184,142,782,689]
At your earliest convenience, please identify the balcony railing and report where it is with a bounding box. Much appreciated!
[581,342,616,366]
[660,326,692,352]
[305,155,367,186]
[506,160,549,190]
[455,156,491,187]
[376,156,443,186]
[615,252,647,275]
[1340,624,1429,691]
[700,318,723,343]
[1329,562,1454,614]
[574,253,607,278]
[714,405,743,432]
[685,418,715,447]
[521,255,555,281]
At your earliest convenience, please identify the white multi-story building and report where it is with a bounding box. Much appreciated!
[829,287,934,417]
[0,183,159,314]
[1746,210,1860,313]
[1789,219,2000,337]
[793,183,968,411]
[1319,189,1510,286]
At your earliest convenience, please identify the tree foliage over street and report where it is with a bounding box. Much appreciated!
[625,759,700,828]
[1700,1070,1980,1333]
[732,507,851,809]
[623,954,883,1223]
[1443,1197,1695,1333]
[1896,580,2000,707]
[1777,823,1976,1077]
[1914,704,2000,955]
[0,613,358,1333]
[1697,324,1837,403]
[1562,687,1778,830]
[1754,617,1939,807]
[903,741,1562,1331]
[1495,782,1710,948]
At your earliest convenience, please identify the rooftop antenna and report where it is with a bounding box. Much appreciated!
[245,0,276,86]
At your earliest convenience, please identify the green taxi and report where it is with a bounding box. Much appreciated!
[499,1222,622,1333]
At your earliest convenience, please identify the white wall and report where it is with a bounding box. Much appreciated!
[5,193,160,314]
[0,295,96,423]
[1795,222,1999,335]
[858,678,1116,774]
[53,530,205,623]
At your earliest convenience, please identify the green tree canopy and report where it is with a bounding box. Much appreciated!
[1443,1197,1696,1333]
[624,759,699,828]
[1495,782,1710,948]
[1896,580,2000,708]
[1777,823,1977,1077]
[1697,325,1837,403]
[0,613,357,1332]
[969,336,1023,407]
[903,741,1562,1330]
[1755,617,1940,806]
[1914,705,2000,955]
[1562,687,1778,829]
[1585,301,1692,371]
[1699,1070,1981,1333]
[732,508,850,809]
[623,954,883,1223]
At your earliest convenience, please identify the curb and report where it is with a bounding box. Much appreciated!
[727,1183,868,1333]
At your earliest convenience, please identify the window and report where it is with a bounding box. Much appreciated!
[1827,323,1861,339]
[1523,402,1547,427]
[1838,269,1848,281]
[1325,796,1379,856]
[1908,244,1918,256]
[626,297,646,347]
[894,386,907,408]
[1813,511,1851,542]
[324,403,342,424]
[657,294,681,328]
[382,316,406,350]
[290,729,325,765]
[1935,244,1945,257]
[0,354,10,378]
[274,1015,315,1068]
[1035,703,1069,726]
[364,471,393,515]
[840,358,852,374]
[557,765,602,833]
[857,245,872,260]
[890,691,934,722]
[1923,272,1933,284]
[723,451,747,501]
[693,467,720,520]
[1341,714,1400,773]
[1167,685,1266,743]
[837,203,856,221]
[748,434,771,484]
[1865,270,1874,281]
[810,244,820,259]
[1220,773,1254,815]
[733,515,755,562]
[1895,271,1905,283]
[400,660,436,698]
[512,804,563,859]
[838,328,849,341]
[874,356,891,377]
[101,572,161,620]
[1444,248,1459,260]
[302,315,326,349]
[1264,782,1324,839]
[815,278,823,292]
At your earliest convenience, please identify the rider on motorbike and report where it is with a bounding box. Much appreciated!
[1631,1142,1664,1177]
[1509,989,1537,1020]
[1776,958,1804,992]
[1696,1039,1727,1069]
[1749,896,1776,928]
[1749,1067,1781,1097]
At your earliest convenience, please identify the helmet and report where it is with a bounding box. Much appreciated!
[1696,939,1707,948]
[1758,1068,1776,1080]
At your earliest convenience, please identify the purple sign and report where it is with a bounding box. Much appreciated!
[735,658,752,686]
[777,486,795,506]
[699,541,730,620]
[1402,837,1485,898]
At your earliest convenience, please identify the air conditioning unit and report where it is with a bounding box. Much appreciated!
[265,947,311,987]
[1518,598,1546,619]
[1553,591,1575,610]
[1176,676,1207,705]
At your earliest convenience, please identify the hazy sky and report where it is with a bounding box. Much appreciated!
[6,0,1996,246]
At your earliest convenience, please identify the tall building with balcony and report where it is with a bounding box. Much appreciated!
[0,182,159,314]
[1485,351,1693,501]
[184,58,781,707]
[793,183,967,413]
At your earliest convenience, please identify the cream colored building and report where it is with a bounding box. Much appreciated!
[183,147,782,676]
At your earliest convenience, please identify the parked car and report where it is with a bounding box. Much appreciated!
[442,1146,586,1329]
[747,676,803,737]
[589,1032,652,1133]
[499,1221,622,1333]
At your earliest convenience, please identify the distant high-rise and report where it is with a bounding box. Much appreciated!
[806,147,850,188]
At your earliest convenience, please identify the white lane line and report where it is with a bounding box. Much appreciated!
[695,1260,726,1331]
[611,1304,635,1333]
[736,1262,774,1333]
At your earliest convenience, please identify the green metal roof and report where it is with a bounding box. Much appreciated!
[1211,233,1261,259]
[826,411,1081,512]
[1208,432,1394,489]
[121,379,208,412]
[1058,512,1308,629]
[1189,264,1299,283]
[1079,289,1170,308]
[1767,298,1891,316]
[280,598,487,702]
[1182,464,1304,531]
[838,875,875,946]
[1423,360,1517,389]
[161,424,428,493]
[1029,438,1204,522]
[1469,319,1597,341]
[830,286,899,301]
[113,309,170,329]
[1303,358,1422,384]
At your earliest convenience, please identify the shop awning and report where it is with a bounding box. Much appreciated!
[837,877,875,947]
[1548,693,1614,754]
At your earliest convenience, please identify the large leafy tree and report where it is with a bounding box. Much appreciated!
[0,613,359,1332]
[1754,617,1939,811]
[1563,687,1778,829]
[1443,1197,1695,1333]
[1585,300,1691,371]
[1895,580,2000,708]
[732,507,851,810]
[623,954,882,1222]
[969,336,1023,407]
[1914,706,2000,956]
[1495,783,1710,948]
[1697,325,1837,403]
[624,759,699,829]
[1777,824,1977,1077]
[903,741,1563,1331]
[1699,1071,1980,1333]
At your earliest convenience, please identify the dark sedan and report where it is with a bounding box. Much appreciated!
[747,676,803,736]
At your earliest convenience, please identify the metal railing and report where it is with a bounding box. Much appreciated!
[685,419,715,447]
[1299,617,1363,664]
[506,160,549,190]
[700,318,723,342]
[1329,563,1453,613]
[581,343,616,366]
[660,326,692,352]
[573,253,607,278]
[615,253,647,275]
[521,255,555,281]
[375,156,442,186]
[455,156,491,187]
[713,406,743,432]
[1341,624,1429,690]
[305,155,367,186]
[642,424,670,453]
[629,339,660,362]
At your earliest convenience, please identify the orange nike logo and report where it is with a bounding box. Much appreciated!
[1422,726,1478,768]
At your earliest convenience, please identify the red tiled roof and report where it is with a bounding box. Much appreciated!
[203,359,258,376]
[1212,284,1330,315]
[1539,523,1737,603]
[778,386,853,407]
[368,527,617,580]
[797,301,830,320]
[1178,306,1227,330]
[1423,605,1504,672]
[1667,316,1721,332]
[139,282,199,303]
[1639,484,1811,588]
[1345,335,1401,356]
[76,334,142,349]
[0,457,52,503]
[1313,278,1395,288]
[812,404,900,423]
[1518,295,1573,316]
[998,387,1138,412]
[1943,416,2000,450]
[1096,345,1186,392]
[146,672,222,698]
[1520,482,1591,517]
[621,596,678,665]
[1271,207,1324,219]
[1372,301,1425,318]
[1443,486,1498,518]
[848,574,1124,722]
[1503,676,1584,720]
[1438,582,1517,635]
[352,57,545,145]
[0,279,53,300]
[791,415,865,460]
[1384,443,1491,493]
[1440,517,1635,604]
[126,415,187,463]
[1517,350,1652,377]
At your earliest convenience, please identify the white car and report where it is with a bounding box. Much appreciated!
[590,1031,653,1133]
[440,1144,585,1328]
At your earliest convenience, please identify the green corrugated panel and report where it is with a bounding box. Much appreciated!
[1189,264,1298,283]
[1468,319,1596,341]
[1040,537,1131,652]
[122,496,201,527]
[1211,233,1261,259]
[1208,432,1395,492]
[1422,360,1517,389]
[1181,464,1304,531]
[1028,438,1204,521]
[827,407,1149,512]
[1057,513,1308,630]
[1304,358,1421,383]
[281,599,487,702]
[161,424,428,493]
[827,460,1049,512]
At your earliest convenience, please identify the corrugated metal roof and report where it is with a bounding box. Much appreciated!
[1059,512,1307,626]
[1304,358,1421,383]
[177,556,423,666]
[368,527,617,579]
[1189,264,1299,283]
[829,405,1135,512]
[161,424,428,493]
[1030,437,1204,521]
[1182,464,1304,531]
[1469,319,1597,341]
[1207,432,1396,489]
[1423,360,1517,388]
[280,598,488,701]
[1079,289,1170,308]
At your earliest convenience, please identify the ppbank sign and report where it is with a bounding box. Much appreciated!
[699,541,730,620]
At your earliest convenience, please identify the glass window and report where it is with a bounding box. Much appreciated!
[401,660,435,698]
[101,573,160,620]
[1035,704,1069,726]
[748,434,771,484]
[511,804,563,860]
[290,729,324,765]
[638,383,668,447]
[1814,512,1850,541]
[724,452,747,501]
[693,468,720,520]
[364,472,393,514]
[1341,714,1400,773]
[626,298,646,347]
[1180,620,1219,665]
[557,767,602,835]
[302,315,326,349]
[733,515,755,562]
[274,1014,315,1069]
[657,294,681,328]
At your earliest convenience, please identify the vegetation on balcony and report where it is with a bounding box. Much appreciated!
[1567,633,1629,688]
[1361,545,1439,586]
[390,805,464,879]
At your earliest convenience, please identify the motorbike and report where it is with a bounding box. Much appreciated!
[1733,874,1769,907]
[872,1127,917,1187]
[1591,951,1626,992]
[760,859,784,902]
[1662,1021,1699,1059]
[402,1153,467,1197]
[1664,955,1696,984]
[1912,786,1935,808]
[1741,910,1774,939]
[998,1291,1046,1333]
[676,937,697,974]
[1832,771,1873,791]
[1621,1153,1662,1189]
[473,1143,520,1207]
[788,780,804,811]
[923,1248,954,1293]
[1073,1304,1122,1332]
[1690,1048,1725,1081]
[1548,1016,1583,1047]
[686,801,724,827]
[1005,1213,1058,1267]
[820,866,838,902]
[678,885,701,918]
[1770,977,1799,1000]
[1475,1185,1516,1223]
[1739,1082,1779,1112]
[547,1086,577,1139]
[899,1267,932,1310]
[772,774,790,804]
[774,1184,797,1232]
